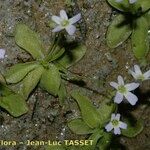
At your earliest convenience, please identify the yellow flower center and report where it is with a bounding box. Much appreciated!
[61,20,69,27]
[111,119,119,127]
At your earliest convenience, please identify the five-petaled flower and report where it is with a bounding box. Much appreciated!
[110,75,139,105]
[116,0,137,4]
[105,113,127,135]
[52,10,81,35]
[0,49,6,59]
[129,65,150,81]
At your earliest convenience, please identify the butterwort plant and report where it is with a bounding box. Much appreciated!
[65,91,143,150]
[106,0,150,61]
[4,23,86,105]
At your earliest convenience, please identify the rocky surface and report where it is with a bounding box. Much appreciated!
[0,0,150,150]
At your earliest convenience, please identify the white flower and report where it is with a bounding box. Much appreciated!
[51,10,81,35]
[105,113,127,135]
[110,75,139,105]
[0,49,6,59]
[116,0,137,4]
[129,65,150,81]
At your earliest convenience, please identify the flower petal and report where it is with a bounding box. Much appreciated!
[0,49,6,59]
[129,69,137,79]
[134,65,142,75]
[65,25,76,35]
[69,13,81,24]
[125,83,139,91]
[114,92,123,104]
[51,16,61,24]
[118,75,124,85]
[52,26,63,33]
[114,127,121,135]
[60,10,68,20]
[119,121,127,129]
[115,114,121,121]
[124,92,138,105]
[111,113,116,121]
[105,122,113,132]
[110,82,118,89]
[143,70,150,79]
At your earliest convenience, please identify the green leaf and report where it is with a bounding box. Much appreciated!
[55,44,86,68]
[97,132,112,150]
[88,129,103,150]
[5,62,39,84]
[71,91,101,128]
[106,14,132,48]
[68,118,95,135]
[132,16,149,60]
[122,118,144,137]
[15,24,45,59]
[40,63,61,96]
[107,0,130,12]
[47,47,65,62]
[0,85,28,117]
[144,11,150,27]
[137,0,150,12]
[0,73,6,84]
[58,82,67,106]
[97,102,116,127]
[21,65,44,98]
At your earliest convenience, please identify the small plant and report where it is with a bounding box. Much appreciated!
[106,0,150,61]
[66,91,143,150]
[0,73,28,117]
[3,22,86,110]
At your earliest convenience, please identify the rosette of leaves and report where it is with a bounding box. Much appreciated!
[0,73,28,117]
[66,91,144,150]
[106,0,150,61]
[4,24,86,105]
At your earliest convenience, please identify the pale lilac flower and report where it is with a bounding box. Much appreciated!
[0,49,6,59]
[116,0,137,4]
[105,113,127,135]
[51,10,81,35]
[110,75,139,105]
[129,65,150,81]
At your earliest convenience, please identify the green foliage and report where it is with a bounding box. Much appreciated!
[20,65,44,98]
[58,82,67,106]
[107,0,129,12]
[71,91,101,128]
[122,118,144,137]
[15,24,45,59]
[106,14,132,48]
[56,45,86,68]
[40,64,61,96]
[0,84,28,117]
[106,0,150,61]
[97,102,116,127]
[2,23,86,117]
[132,16,149,59]
[68,118,95,135]
[97,132,112,150]
[5,62,38,84]
[68,91,116,150]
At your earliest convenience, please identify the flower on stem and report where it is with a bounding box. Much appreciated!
[0,49,6,59]
[110,75,139,105]
[116,0,137,4]
[129,65,150,81]
[51,10,81,35]
[105,113,127,135]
